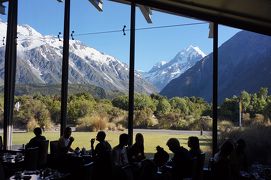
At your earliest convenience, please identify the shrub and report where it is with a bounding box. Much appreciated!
[220,126,271,165]
[26,117,38,132]
[252,114,265,125]
[242,113,252,126]
[218,120,234,133]
[107,122,117,131]
[77,114,108,132]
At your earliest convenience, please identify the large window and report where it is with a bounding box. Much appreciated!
[217,26,271,165]
[67,1,130,150]
[11,0,64,149]
[134,10,213,159]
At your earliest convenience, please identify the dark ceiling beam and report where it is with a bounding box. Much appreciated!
[110,0,271,36]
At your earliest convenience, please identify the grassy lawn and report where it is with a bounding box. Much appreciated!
[5,130,212,156]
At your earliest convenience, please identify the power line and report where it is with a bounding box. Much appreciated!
[3,22,208,43]
[74,22,207,37]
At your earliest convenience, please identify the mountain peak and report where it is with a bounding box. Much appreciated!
[145,45,205,91]
[17,24,42,37]
[185,45,206,57]
[0,21,156,94]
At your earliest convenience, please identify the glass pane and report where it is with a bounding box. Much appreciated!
[135,10,213,164]
[67,1,130,150]
[217,26,271,169]
[11,0,64,149]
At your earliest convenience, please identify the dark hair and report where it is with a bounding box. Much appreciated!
[64,127,72,136]
[220,140,234,157]
[65,127,72,132]
[236,138,246,152]
[97,131,106,140]
[119,133,129,145]
[135,133,144,144]
[34,127,42,136]
[188,136,200,150]
[166,138,180,147]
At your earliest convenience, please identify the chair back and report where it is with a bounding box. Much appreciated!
[192,153,206,180]
[38,140,49,168]
[0,136,2,150]
[50,140,59,155]
[82,162,94,180]
[0,162,5,180]
[199,153,206,171]
[24,147,39,171]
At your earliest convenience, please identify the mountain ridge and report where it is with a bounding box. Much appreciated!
[144,45,205,90]
[160,31,271,103]
[0,20,156,94]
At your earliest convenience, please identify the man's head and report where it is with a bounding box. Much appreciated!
[34,127,42,136]
[166,138,180,153]
[119,133,129,147]
[64,127,72,138]
[96,131,106,142]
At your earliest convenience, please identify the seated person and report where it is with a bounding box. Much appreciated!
[25,127,46,149]
[230,139,248,180]
[57,127,74,154]
[153,145,169,167]
[213,140,234,180]
[188,136,202,158]
[91,131,112,179]
[167,138,192,179]
[128,133,145,163]
[91,131,112,159]
[112,133,129,167]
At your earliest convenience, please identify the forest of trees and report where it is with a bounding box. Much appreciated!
[0,87,270,132]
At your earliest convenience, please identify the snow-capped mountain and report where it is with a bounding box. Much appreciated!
[161,31,271,103]
[0,20,156,94]
[144,45,205,91]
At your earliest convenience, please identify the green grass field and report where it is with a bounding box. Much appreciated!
[5,130,212,155]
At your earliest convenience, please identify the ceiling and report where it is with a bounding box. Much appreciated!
[111,0,271,36]
[1,0,271,36]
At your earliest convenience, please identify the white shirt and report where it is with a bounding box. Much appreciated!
[112,145,129,167]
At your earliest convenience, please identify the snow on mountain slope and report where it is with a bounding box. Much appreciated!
[144,45,205,91]
[0,20,156,93]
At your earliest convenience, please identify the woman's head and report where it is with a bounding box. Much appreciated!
[220,140,234,157]
[135,133,144,145]
[188,136,200,150]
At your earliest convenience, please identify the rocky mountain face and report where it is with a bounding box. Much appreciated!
[144,45,205,90]
[0,20,156,94]
[161,31,271,103]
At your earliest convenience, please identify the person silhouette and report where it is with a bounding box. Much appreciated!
[213,140,234,180]
[26,127,46,149]
[153,145,169,167]
[58,127,74,154]
[128,133,145,163]
[91,131,112,180]
[230,139,248,180]
[188,136,202,158]
[167,138,192,180]
[112,133,129,167]
[91,131,112,159]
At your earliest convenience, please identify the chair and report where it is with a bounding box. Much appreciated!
[82,162,94,180]
[50,140,59,155]
[24,147,39,171]
[48,140,60,169]
[0,161,5,180]
[192,153,206,180]
[0,136,2,150]
[38,140,49,168]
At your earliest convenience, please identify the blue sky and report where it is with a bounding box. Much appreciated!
[0,0,240,72]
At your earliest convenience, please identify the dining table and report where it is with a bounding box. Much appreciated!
[9,169,70,180]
